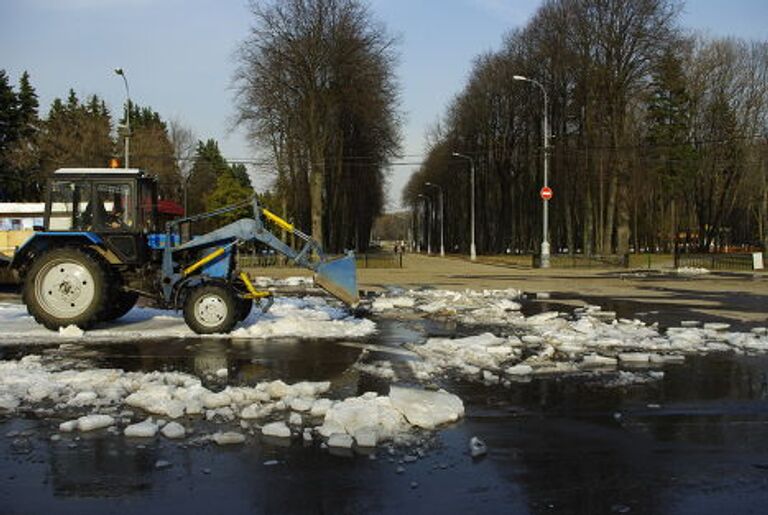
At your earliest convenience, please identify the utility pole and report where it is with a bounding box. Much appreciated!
[425,182,445,256]
[452,152,476,260]
[418,194,431,255]
[114,68,131,169]
[514,75,551,268]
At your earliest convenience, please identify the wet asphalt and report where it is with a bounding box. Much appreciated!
[2,301,768,514]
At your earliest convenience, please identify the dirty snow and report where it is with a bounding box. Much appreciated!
[0,295,374,344]
[372,287,523,324]
[675,267,710,275]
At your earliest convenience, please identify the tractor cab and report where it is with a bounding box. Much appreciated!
[44,168,159,263]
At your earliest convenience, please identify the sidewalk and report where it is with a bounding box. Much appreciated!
[246,253,768,326]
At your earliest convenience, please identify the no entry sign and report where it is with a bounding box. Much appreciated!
[540,186,553,200]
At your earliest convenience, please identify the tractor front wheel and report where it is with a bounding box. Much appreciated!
[183,284,238,335]
[23,248,109,331]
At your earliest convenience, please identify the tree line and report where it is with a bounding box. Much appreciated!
[0,70,253,220]
[404,0,768,255]
[233,0,401,253]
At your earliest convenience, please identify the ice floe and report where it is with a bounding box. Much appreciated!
[0,355,464,447]
[400,299,768,384]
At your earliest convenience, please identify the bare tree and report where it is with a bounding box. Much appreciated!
[233,0,400,251]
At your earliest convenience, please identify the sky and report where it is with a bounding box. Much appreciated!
[1,0,767,210]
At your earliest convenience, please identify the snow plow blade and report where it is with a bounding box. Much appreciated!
[314,253,359,307]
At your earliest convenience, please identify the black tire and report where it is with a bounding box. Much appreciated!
[183,284,238,334]
[23,247,109,331]
[102,291,139,322]
[236,297,254,322]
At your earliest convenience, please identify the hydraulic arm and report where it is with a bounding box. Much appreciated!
[160,196,359,308]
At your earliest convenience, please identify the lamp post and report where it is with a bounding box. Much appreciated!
[417,193,431,255]
[114,68,131,169]
[425,182,445,257]
[452,152,476,260]
[513,74,550,268]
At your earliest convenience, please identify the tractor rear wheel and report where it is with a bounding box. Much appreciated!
[102,291,139,322]
[23,248,109,331]
[183,284,238,334]
[235,297,254,322]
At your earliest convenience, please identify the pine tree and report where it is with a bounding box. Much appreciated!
[6,72,42,199]
[124,103,182,201]
[39,91,113,179]
[187,139,230,217]
[0,70,19,200]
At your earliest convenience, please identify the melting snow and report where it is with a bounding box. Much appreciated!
[0,355,464,445]
[400,294,768,384]
[0,296,374,344]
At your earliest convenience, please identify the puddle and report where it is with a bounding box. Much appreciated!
[3,300,768,513]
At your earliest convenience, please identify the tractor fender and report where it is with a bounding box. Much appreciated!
[171,275,230,311]
[11,232,119,275]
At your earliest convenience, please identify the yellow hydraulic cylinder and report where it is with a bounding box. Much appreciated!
[239,272,272,299]
[261,208,294,232]
[183,247,226,276]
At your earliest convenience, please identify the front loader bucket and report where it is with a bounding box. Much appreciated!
[314,253,359,307]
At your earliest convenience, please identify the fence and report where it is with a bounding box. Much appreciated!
[237,250,404,269]
[674,252,763,271]
[532,253,629,268]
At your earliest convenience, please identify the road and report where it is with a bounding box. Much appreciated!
[1,259,767,514]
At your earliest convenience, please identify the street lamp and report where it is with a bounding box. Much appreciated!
[114,68,131,169]
[417,193,431,255]
[452,152,476,260]
[514,74,550,268]
[425,182,445,257]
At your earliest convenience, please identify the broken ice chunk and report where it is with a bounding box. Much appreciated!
[161,422,186,439]
[353,428,378,448]
[76,414,115,431]
[327,433,354,448]
[212,432,246,445]
[262,421,291,438]
[582,354,618,367]
[389,386,464,430]
[59,325,84,337]
[469,436,487,458]
[618,353,651,364]
[124,418,159,438]
[506,364,533,376]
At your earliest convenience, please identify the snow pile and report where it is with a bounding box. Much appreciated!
[371,288,523,324]
[0,355,463,446]
[0,296,374,344]
[251,276,313,288]
[676,267,710,276]
[231,297,375,339]
[407,304,768,383]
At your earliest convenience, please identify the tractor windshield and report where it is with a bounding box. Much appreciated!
[94,183,134,231]
[49,180,91,230]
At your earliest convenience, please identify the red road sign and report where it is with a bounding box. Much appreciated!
[540,186,553,200]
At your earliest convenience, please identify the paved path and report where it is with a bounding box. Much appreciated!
[247,253,768,327]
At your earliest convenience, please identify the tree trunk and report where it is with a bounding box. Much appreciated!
[603,172,618,254]
[583,189,593,255]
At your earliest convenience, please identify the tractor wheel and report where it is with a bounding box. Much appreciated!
[183,284,238,335]
[102,291,139,322]
[235,297,254,322]
[23,247,109,331]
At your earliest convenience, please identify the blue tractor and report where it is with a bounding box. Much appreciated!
[10,168,359,334]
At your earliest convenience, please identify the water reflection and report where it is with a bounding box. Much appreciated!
[3,317,768,513]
